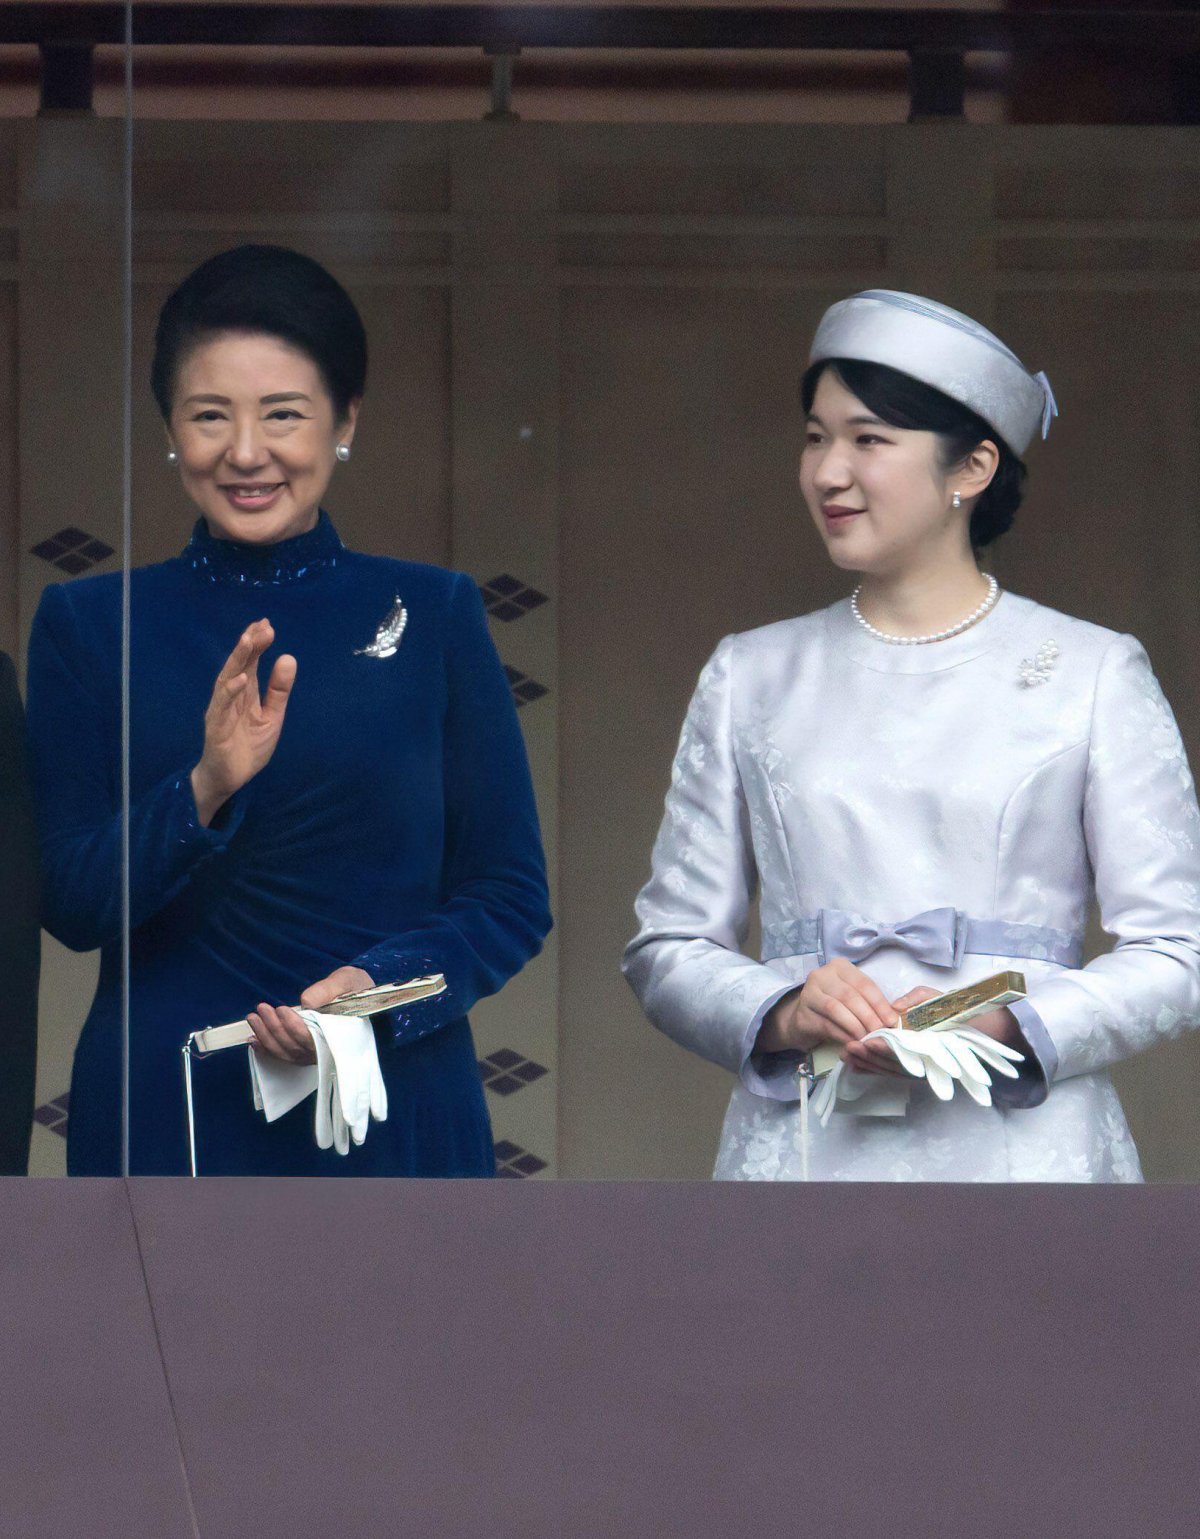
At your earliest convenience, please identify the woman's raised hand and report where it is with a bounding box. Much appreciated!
[190,619,296,827]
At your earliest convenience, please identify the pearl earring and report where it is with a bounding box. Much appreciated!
[167,450,179,467]
[952,491,962,509]
[335,444,351,463]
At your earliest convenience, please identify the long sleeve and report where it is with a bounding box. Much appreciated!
[1013,634,1200,1082]
[25,581,245,953]
[622,637,798,1098]
[352,575,551,1045]
[0,653,39,1174]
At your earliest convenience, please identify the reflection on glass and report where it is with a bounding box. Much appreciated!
[16,61,131,1175]
[0,650,38,1172]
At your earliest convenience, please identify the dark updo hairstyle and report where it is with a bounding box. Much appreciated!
[799,357,1026,551]
[151,244,367,423]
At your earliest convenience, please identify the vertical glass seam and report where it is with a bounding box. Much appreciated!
[120,0,133,1178]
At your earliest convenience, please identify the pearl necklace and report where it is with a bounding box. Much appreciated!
[850,574,1000,646]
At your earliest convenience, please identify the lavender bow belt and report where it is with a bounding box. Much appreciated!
[762,907,1083,970]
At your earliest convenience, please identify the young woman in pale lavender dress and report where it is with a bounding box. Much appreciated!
[624,289,1200,1182]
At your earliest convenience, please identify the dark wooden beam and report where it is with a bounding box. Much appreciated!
[0,7,1194,57]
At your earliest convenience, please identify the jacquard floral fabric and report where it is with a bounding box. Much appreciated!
[622,594,1200,1182]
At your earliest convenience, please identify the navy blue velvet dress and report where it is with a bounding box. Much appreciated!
[26,514,551,1176]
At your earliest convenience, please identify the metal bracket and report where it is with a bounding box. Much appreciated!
[907,47,966,123]
[182,1038,200,1177]
[485,47,520,121]
[38,41,95,115]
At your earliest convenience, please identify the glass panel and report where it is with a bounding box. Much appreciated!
[127,6,554,1177]
[13,8,132,1175]
[114,10,1200,1188]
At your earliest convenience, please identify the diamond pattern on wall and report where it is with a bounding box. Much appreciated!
[33,1092,69,1139]
[493,1139,548,1179]
[479,1048,549,1098]
[505,666,549,709]
[481,573,549,623]
[31,527,115,575]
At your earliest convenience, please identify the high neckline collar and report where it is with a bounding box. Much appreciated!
[181,510,344,587]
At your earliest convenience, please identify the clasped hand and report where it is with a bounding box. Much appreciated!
[247,965,375,1066]
[756,957,1020,1076]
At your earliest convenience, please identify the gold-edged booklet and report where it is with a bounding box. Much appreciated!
[904,970,1027,1032]
[188,974,447,1056]
[809,971,1027,1081]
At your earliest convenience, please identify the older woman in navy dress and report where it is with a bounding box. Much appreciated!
[27,245,551,1176]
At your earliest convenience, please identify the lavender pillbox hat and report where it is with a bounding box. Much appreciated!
[809,289,1057,456]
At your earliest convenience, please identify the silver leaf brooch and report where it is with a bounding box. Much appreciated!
[355,595,408,659]
[1018,639,1059,688]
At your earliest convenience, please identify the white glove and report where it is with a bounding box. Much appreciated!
[296,1010,388,1154]
[812,1025,1024,1126]
[308,1022,347,1155]
[248,1039,319,1123]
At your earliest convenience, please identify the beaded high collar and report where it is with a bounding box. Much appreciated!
[181,510,344,587]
